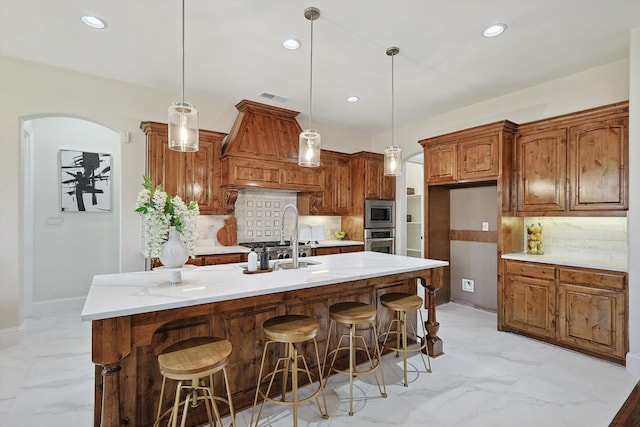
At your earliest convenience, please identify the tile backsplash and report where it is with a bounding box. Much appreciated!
[196,189,344,246]
[235,190,295,242]
[524,216,627,261]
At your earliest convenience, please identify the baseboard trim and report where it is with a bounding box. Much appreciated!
[626,352,640,375]
[32,296,86,317]
[0,324,24,349]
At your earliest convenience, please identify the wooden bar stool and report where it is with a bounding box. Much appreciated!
[323,301,387,416]
[379,292,432,387]
[154,336,236,427]
[250,314,328,427]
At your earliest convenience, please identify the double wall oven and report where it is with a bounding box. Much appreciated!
[364,199,395,254]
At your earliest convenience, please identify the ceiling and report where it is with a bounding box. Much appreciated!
[2,1,640,135]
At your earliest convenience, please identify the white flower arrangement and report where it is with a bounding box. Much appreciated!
[135,176,199,259]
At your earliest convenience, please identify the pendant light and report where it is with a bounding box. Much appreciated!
[298,7,321,167]
[384,46,402,176]
[168,0,199,152]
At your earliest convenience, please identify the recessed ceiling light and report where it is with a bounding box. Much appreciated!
[282,38,301,50]
[483,23,506,38]
[346,96,359,103]
[81,15,107,29]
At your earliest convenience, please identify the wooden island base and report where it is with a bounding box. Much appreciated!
[91,267,444,427]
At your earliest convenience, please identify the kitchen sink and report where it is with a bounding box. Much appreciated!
[277,260,321,270]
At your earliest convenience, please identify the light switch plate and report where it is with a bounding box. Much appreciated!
[482,221,489,231]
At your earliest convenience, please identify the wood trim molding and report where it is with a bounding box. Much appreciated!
[449,229,498,243]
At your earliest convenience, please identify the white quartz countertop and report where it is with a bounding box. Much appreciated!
[502,252,627,272]
[81,252,448,321]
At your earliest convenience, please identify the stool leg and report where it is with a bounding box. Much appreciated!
[251,341,272,427]
[154,376,167,427]
[401,310,409,387]
[204,375,221,427]
[290,343,299,427]
[348,323,356,416]
[310,338,329,419]
[370,322,387,398]
[222,366,237,426]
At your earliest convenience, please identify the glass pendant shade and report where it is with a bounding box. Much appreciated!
[168,101,199,152]
[298,129,321,167]
[384,145,402,176]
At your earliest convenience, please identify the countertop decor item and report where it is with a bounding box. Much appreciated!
[526,223,544,255]
[217,215,238,246]
[135,175,199,260]
[334,230,346,240]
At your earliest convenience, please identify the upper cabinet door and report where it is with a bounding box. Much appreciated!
[458,136,499,181]
[568,117,628,211]
[517,128,567,213]
[425,142,457,184]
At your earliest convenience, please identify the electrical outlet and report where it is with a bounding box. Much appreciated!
[482,221,489,231]
[462,278,475,292]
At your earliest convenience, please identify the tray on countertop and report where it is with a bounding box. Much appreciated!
[242,267,273,274]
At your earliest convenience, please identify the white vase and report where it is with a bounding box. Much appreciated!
[159,226,189,268]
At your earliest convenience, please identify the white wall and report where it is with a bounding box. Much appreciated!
[29,117,120,307]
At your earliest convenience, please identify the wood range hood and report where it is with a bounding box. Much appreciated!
[220,99,324,192]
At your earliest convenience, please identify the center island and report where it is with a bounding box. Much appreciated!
[82,251,448,427]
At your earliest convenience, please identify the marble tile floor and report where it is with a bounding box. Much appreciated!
[1,303,637,427]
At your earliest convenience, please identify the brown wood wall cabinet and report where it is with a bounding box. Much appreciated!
[504,260,627,363]
[419,120,519,305]
[516,102,628,216]
[419,101,629,362]
[142,121,227,215]
[145,100,393,224]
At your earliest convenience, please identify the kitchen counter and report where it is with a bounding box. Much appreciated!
[81,251,447,321]
[502,252,627,272]
[84,251,448,427]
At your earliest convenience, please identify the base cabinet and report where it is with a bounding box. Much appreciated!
[504,265,556,340]
[557,267,626,360]
[503,260,627,363]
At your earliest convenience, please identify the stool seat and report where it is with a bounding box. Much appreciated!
[329,301,377,324]
[263,314,319,343]
[380,293,423,312]
[158,336,232,378]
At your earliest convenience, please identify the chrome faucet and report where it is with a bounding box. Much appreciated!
[281,204,299,268]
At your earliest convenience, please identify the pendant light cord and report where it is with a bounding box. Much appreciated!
[308,16,314,131]
[181,0,185,103]
[391,51,395,147]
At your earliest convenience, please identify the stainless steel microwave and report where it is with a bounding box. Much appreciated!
[365,199,395,229]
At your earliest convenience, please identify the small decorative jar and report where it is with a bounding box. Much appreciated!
[526,223,544,255]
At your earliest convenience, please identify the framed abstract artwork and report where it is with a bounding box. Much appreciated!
[60,149,112,212]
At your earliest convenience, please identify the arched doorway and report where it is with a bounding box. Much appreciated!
[22,116,120,317]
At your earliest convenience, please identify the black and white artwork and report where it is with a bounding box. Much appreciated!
[60,150,111,212]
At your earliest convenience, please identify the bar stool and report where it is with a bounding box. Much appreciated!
[379,292,432,387]
[323,301,387,416]
[154,336,236,427]
[250,314,328,427]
